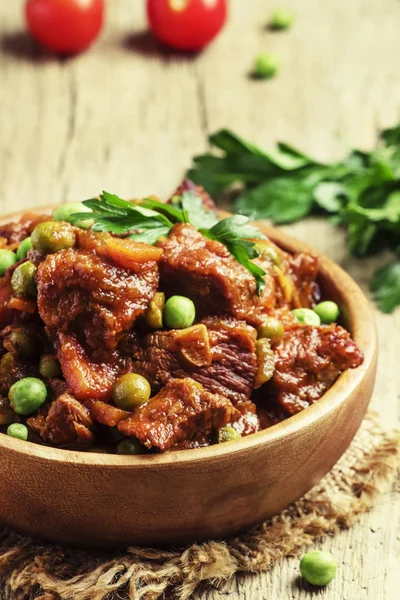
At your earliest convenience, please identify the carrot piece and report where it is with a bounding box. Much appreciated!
[8,297,36,313]
[105,237,163,269]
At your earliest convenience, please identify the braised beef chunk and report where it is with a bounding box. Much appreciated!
[0,213,49,249]
[37,232,161,350]
[255,240,320,311]
[159,224,265,325]
[28,394,94,448]
[0,190,365,454]
[263,325,364,415]
[118,378,239,451]
[131,317,258,413]
[0,396,14,426]
[0,352,36,396]
[169,179,218,213]
[37,231,161,400]
[56,332,125,401]
[288,253,320,308]
[0,272,15,328]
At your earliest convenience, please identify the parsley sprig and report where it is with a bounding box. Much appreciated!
[71,190,267,294]
[187,126,400,313]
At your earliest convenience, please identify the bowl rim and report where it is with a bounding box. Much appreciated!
[0,206,377,468]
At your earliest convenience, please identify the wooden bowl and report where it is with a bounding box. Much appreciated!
[0,208,377,549]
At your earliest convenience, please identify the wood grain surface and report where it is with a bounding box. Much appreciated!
[0,0,399,598]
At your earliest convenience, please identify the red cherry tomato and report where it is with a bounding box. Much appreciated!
[147,0,227,51]
[25,0,104,54]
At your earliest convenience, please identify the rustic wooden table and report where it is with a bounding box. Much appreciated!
[1,1,399,598]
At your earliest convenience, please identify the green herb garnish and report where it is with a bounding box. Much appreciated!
[71,191,267,294]
[187,126,400,312]
[371,259,400,313]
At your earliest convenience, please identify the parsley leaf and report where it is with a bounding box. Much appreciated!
[371,260,400,313]
[187,124,400,312]
[71,192,174,237]
[235,176,315,223]
[201,215,267,294]
[180,192,219,229]
[71,192,267,295]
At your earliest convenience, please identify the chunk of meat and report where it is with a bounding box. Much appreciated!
[0,352,36,396]
[0,213,50,249]
[132,317,258,413]
[28,394,94,448]
[158,223,267,325]
[118,378,239,451]
[288,253,320,308]
[0,273,14,328]
[263,325,364,415]
[56,332,124,401]
[168,179,218,213]
[255,240,320,311]
[37,231,160,350]
[0,396,14,425]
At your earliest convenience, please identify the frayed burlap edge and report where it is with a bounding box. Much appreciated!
[0,410,399,600]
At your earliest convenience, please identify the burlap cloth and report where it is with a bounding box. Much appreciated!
[0,411,399,600]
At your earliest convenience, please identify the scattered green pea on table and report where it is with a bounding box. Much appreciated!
[8,377,47,415]
[252,53,279,79]
[0,249,17,276]
[300,550,338,586]
[269,9,295,30]
[163,295,196,329]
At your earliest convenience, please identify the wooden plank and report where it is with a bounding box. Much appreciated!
[0,0,399,598]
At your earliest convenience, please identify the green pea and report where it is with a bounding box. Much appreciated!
[53,202,93,229]
[313,301,340,324]
[39,355,62,379]
[292,308,321,326]
[16,237,33,261]
[253,53,279,79]
[218,427,242,444]
[9,377,47,415]
[112,374,151,411]
[0,249,17,276]
[9,329,36,358]
[269,10,295,30]
[31,221,76,254]
[117,438,145,455]
[300,550,338,586]
[7,423,28,441]
[163,295,196,329]
[11,261,37,298]
[258,316,284,341]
